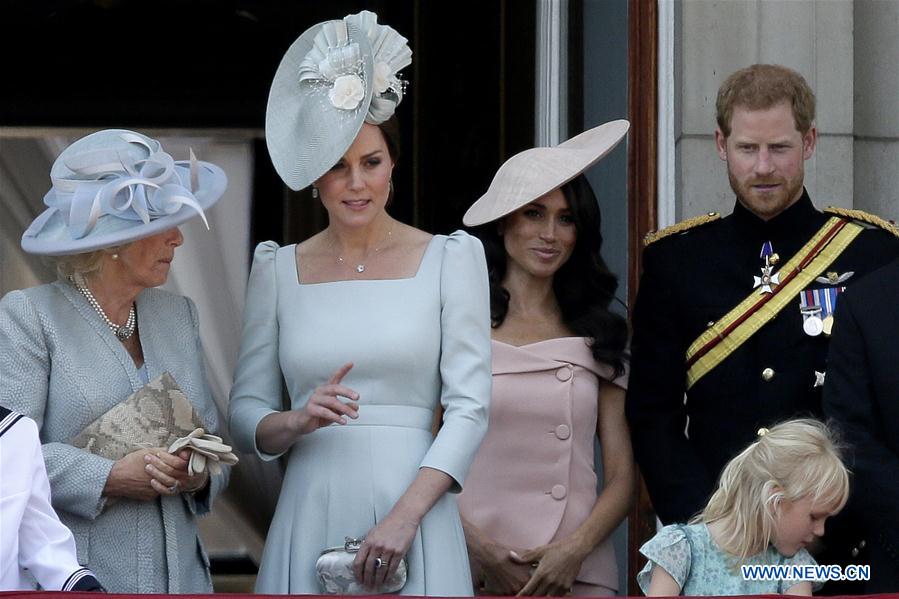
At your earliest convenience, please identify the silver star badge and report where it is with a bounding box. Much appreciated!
[753,264,781,294]
[814,371,826,388]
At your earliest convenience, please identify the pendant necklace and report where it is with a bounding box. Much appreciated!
[334,228,394,273]
[70,274,137,341]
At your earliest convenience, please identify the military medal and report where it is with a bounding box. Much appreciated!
[754,266,780,295]
[822,314,834,336]
[802,310,824,336]
[753,241,781,294]
[798,287,844,336]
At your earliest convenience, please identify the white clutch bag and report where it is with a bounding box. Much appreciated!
[316,537,408,595]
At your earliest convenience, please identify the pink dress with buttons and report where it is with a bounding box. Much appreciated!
[458,337,628,595]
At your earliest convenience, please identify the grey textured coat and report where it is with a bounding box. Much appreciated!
[0,280,228,593]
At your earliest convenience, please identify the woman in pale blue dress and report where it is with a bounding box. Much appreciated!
[228,10,491,595]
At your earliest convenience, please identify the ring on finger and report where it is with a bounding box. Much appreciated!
[168,481,179,494]
[374,557,386,568]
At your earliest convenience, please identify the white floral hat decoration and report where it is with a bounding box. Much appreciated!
[22,129,227,256]
[265,10,412,191]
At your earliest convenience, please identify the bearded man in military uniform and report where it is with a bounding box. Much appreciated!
[626,64,899,590]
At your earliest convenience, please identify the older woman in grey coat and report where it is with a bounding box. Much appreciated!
[0,130,229,593]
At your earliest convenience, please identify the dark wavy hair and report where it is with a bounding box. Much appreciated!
[476,174,628,375]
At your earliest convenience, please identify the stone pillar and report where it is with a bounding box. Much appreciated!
[854,0,899,221]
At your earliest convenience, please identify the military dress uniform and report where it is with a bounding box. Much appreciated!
[823,257,899,592]
[626,190,899,531]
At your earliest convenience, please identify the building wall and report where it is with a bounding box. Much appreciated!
[854,0,899,221]
[675,0,897,222]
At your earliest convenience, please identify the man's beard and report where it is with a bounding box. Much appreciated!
[728,168,804,221]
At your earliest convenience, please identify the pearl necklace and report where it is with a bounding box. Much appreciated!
[334,228,393,273]
[71,274,136,341]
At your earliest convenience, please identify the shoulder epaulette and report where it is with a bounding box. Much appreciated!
[824,207,899,238]
[643,212,721,247]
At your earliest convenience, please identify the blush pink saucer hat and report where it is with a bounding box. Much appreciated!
[463,120,629,226]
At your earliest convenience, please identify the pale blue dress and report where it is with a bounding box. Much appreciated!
[229,231,491,595]
[637,523,822,595]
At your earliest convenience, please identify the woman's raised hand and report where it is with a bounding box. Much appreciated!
[291,362,360,435]
[255,363,360,455]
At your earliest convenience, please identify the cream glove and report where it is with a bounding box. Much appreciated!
[168,428,239,476]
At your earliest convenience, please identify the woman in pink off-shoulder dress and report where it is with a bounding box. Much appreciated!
[458,121,636,596]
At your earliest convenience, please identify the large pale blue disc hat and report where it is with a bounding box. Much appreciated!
[265,10,412,191]
[22,129,227,256]
[463,120,630,226]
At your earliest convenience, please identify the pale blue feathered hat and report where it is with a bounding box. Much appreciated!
[22,129,227,256]
[265,10,412,192]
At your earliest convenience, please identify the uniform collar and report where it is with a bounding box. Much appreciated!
[731,188,819,242]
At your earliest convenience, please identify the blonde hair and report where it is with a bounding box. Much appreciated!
[695,418,849,560]
[54,246,125,279]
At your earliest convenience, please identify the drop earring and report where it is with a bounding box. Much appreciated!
[311,187,319,199]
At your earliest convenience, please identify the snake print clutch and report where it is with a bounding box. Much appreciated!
[70,371,204,459]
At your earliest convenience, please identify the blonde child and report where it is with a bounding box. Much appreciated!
[638,419,848,596]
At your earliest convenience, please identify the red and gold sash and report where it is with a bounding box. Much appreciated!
[685,217,863,389]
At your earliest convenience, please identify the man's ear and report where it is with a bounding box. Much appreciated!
[715,128,728,161]
[802,126,818,160]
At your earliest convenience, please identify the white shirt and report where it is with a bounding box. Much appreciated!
[0,409,102,591]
